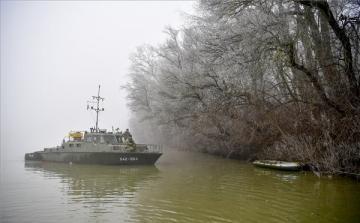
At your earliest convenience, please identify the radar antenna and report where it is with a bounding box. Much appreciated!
[87,85,104,133]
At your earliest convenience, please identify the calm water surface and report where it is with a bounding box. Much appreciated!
[1,147,360,223]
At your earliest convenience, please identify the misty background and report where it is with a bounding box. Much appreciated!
[1,1,195,160]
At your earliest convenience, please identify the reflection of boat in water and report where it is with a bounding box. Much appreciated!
[254,167,300,182]
[253,160,302,171]
[24,161,160,201]
[25,86,162,165]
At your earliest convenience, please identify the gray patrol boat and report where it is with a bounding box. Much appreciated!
[25,86,163,165]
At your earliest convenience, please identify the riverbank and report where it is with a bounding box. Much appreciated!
[178,146,360,180]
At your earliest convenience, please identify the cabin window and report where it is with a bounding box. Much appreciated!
[86,136,92,143]
[93,136,99,143]
[69,144,74,147]
[105,136,116,144]
[76,144,81,147]
[115,135,123,143]
[100,136,105,144]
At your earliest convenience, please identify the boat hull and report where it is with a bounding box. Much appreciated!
[24,152,43,161]
[26,152,162,165]
[253,160,302,171]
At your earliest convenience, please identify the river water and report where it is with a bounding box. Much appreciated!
[1,147,360,223]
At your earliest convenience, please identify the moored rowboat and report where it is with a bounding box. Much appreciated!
[253,160,302,171]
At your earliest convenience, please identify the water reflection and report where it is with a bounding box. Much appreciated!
[20,150,360,223]
[253,167,300,182]
[24,162,160,217]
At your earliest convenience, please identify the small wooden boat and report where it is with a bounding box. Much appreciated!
[253,160,302,171]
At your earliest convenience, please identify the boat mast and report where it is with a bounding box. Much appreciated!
[88,85,105,133]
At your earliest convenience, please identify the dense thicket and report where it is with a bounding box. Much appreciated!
[124,0,360,176]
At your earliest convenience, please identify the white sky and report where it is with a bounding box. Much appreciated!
[1,0,195,159]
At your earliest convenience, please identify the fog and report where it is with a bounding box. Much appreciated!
[1,1,195,160]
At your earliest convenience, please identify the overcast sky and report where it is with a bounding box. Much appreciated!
[1,0,195,160]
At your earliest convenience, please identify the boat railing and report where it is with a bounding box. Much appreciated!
[145,144,163,153]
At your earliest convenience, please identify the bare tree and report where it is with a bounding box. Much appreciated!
[125,0,360,175]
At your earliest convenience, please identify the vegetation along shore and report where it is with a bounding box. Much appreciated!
[124,0,360,177]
